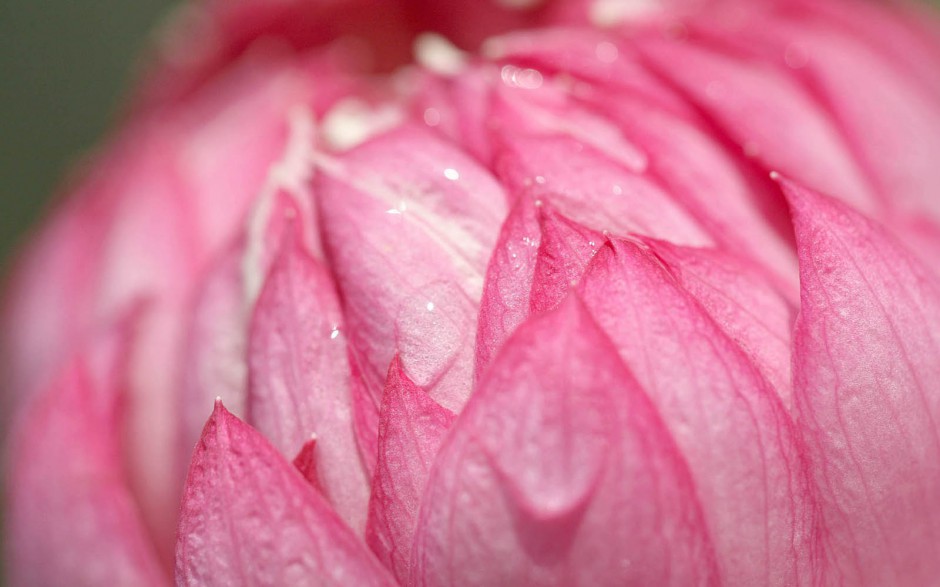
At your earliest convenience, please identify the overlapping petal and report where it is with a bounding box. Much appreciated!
[175,402,395,586]
[785,178,940,586]
[411,297,719,586]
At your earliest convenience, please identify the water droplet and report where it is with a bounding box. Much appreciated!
[426,301,436,311]
[444,168,460,181]
[423,107,441,127]
[535,175,546,185]
[330,327,340,340]
[500,65,544,89]
[612,184,623,195]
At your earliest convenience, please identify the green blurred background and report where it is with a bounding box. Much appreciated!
[1,0,940,273]
[0,0,174,272]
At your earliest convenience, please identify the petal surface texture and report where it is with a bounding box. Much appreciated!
[411,297,719,586]
[7,348,165,586]
[786,179,940,586]
[366,357,457,582]
[175,402,395,586]
[317,125,508,412]
[247,220,369,533]
[578,239,817,586]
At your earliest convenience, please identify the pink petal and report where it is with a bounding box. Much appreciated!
[578,238,818,585]
[348,346,382,475]
[411,297,719,586]
[175,402,396,587]
[491,84,713,246]
[648,240,796,408]
[247,220,369,533]
[179,240,249,477]
[483,29,691,114]
[784,178,940,586]
[316,125,507,412]
[7,350,166,586]
[529,205,604,314]
[637,36,879,216]
[796,0,940,99]
[700,13,940,229]
[293,438,326,494]
[474,196,542,381]
[366,357,456,582]
[586,91,798,284]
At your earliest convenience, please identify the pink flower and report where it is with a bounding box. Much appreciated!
[5,0,940,585]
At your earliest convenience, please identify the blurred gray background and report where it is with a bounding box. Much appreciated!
[1,0,939,273]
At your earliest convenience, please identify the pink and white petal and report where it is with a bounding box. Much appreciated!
[179,240,250,476]
[317,125,507,412]
[411,297,719,586]
[492,85,713,245]
[648,240,796,407]
[175,402,396,587]
[474,196,542,381]
[247,223,368,533]
[784,178,940,586]
[173,59,316,257]
[578,238,818,585]
[7,356,166,586]
[366,357,456,582]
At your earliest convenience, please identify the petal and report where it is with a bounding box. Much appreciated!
[482,29,690,114]
[411,297,719,586]
[175,402,395,587]
[529,205,604,314]
[7,349,166,586]
[474,197,542,380]
[316,125,508,412]
[586,91,798,284]
[647,240,796,408]
[698,12,940,228]
[292,437,326,494]
[491,84,714,246]
[578,238,818,585]
[784,178,940,585]
[637,36,879,216]
[180,240,250,477]
[247,219,369,533]
[366,357,456,582]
